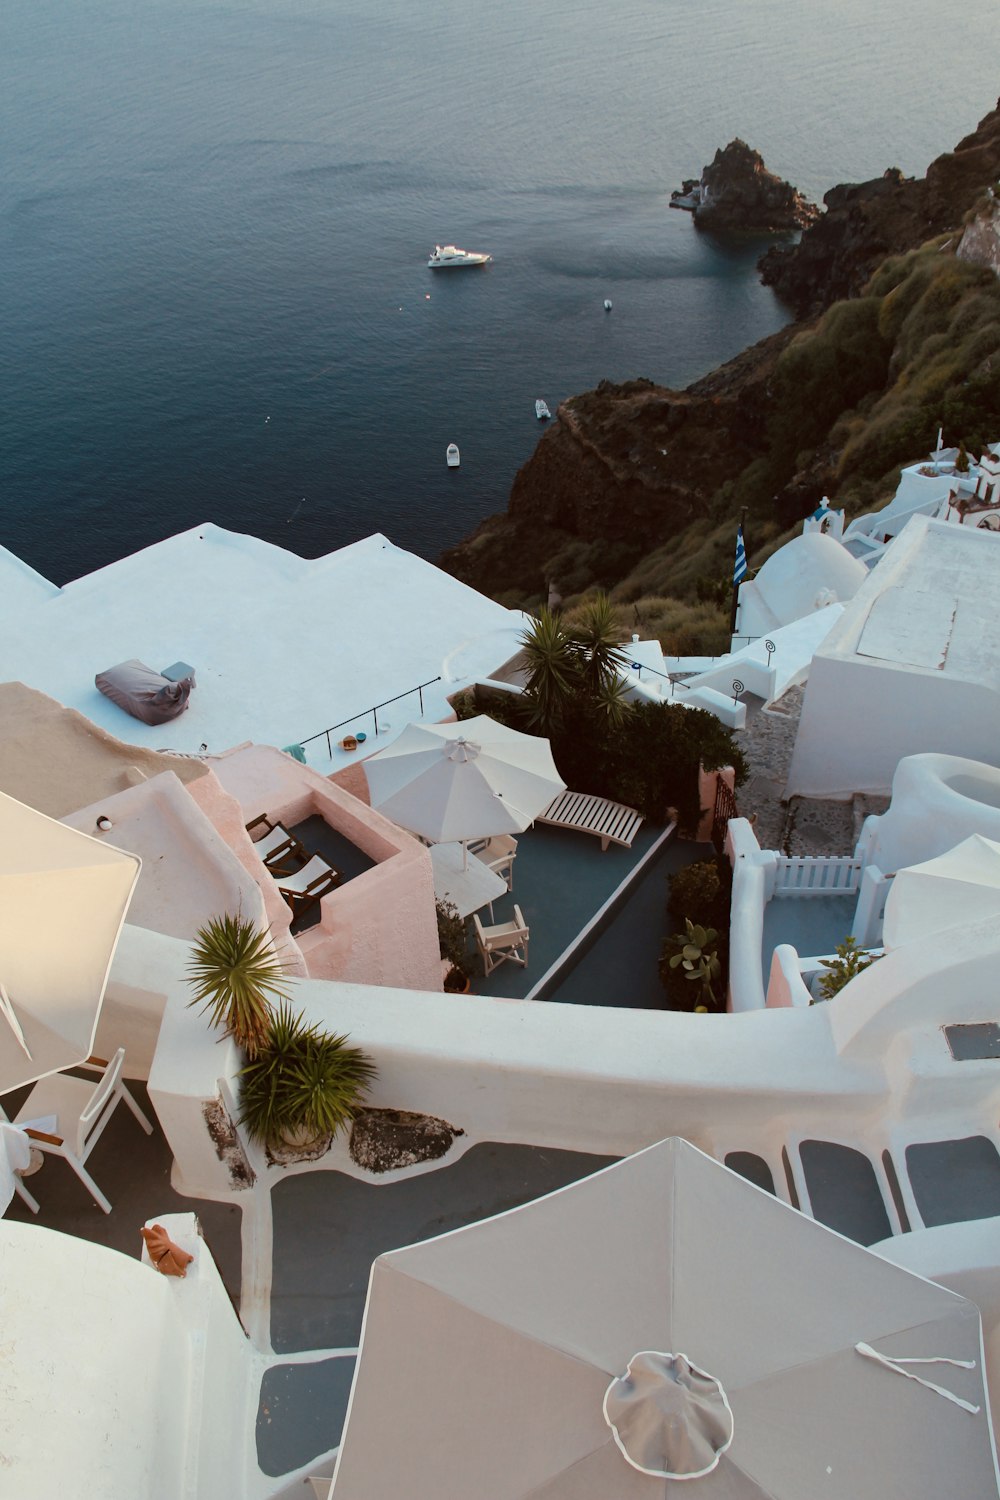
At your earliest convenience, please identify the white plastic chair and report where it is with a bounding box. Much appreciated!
[473,905,530,976]
[13,1049,154,1214]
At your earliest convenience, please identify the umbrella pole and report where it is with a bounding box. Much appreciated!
[462,840,469,870]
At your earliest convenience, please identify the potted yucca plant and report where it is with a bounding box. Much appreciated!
[238,1001,377,1151]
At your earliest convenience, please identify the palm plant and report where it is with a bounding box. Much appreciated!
[283,1031,378,1142]
[187,913,291,1058]
[572,593,629,697]
[237,1001,317,1144]
[520,606,578,732]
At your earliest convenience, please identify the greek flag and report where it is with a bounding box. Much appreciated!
[733,525,748,585]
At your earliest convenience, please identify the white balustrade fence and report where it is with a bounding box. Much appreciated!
[773,855,863,897]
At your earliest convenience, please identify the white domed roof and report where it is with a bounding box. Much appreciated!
[753,532,866,626]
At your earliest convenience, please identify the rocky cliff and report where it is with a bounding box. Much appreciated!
[760,104,1000,316]
[693,139,818,233]
[443,101,1000,605]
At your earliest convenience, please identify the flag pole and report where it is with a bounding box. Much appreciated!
[729,507,749,641]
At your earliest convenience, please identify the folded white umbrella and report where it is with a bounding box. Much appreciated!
[883,833,1000,950]
[0,790,141,1093]
[331,1138,998,1499]
[363,716,565,846]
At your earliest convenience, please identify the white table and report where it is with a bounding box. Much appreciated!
[430,843,507,920]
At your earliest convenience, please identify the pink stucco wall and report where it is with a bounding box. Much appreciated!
[205,745,443,991]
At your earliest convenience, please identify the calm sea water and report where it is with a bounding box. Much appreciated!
[2,0,997,585]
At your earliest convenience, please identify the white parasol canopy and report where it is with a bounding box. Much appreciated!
[883,833,1000,950]
[330,1138,999,1499]
[0,790,141,1093]
[362,716,565,845]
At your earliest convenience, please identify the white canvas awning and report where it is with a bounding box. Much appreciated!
[883,833,1000,950]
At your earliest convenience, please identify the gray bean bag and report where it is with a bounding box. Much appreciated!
[95,659,195,725]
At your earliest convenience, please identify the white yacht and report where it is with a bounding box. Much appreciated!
[446,443,460,467]
[535,400,551,420]
[428,244,493,268]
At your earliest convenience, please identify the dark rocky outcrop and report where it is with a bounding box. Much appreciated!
[691,139,819,234]
[760,101,1000,316]
[349,1108,464,1174]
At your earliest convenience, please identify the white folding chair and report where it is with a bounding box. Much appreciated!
[475,834,518,892]
[13,1048,154,1214]
[473,905,530,976]
[274,853,341,917]
[245,815,304,874]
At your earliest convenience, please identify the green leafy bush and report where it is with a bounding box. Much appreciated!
[667,857,732,932]
[811,936,879,1002]
[660,920,723,1011]
[436,898,469,974]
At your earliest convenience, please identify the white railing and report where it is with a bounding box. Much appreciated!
[774,855,863,897]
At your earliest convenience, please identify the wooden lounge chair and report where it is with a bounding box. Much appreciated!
[473,905,529,976]
[274,853,341,917]
[536,791,644,852]
[245,814,306,876]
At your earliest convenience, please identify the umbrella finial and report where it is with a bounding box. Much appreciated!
[604,1351,733,1480]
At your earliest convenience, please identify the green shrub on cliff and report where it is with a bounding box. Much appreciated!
[767,297,892,473]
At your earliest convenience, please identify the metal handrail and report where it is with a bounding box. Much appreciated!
[625,657,692,697]
[300,677,443,757]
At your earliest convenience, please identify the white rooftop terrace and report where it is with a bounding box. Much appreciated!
[787,516,1000,798]
[0,527,526,763]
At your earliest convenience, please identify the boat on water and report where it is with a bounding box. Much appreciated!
[446,443,460,467]
[603,299,613,311]
[428,244,492,269]
[535,399,551,420]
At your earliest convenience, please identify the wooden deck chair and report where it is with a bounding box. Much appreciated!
[473,904,529,976]
[13,1049,154,1214]
[275,853,342,917]
[537,791,644,851]
[245,815,306,876]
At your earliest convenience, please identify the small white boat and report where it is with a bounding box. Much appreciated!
[446,443,460,467]
[535,399,551,420]
[604,299,613,311]
[428,244,493,269]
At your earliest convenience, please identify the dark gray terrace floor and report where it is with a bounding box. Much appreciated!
[760,893,858,987]
[3,1079,243,1301]
[467,823,713,1006]
[269,1142,616,1353]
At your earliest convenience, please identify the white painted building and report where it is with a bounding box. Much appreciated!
[786,516,1000,798]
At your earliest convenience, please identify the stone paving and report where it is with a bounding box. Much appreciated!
[735,685,888,856]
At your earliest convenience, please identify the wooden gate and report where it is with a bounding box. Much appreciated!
[711,777,738,853]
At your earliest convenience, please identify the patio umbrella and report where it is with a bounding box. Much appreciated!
[330,1138,998,1499]
[883,833,1000,950]
[362,716,565,852]
[0,790,141,1093]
